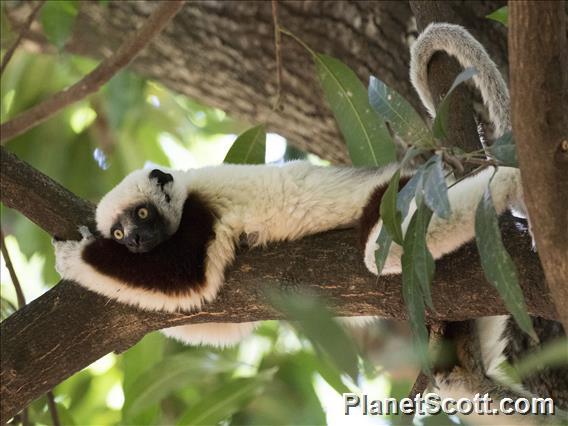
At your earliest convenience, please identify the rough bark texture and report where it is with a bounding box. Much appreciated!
[8,0,507,163]
[0,146,554,422]
[509,2,568,330]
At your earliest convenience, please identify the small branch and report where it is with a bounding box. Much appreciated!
[271,0,283,110]
[45,392,60,426]
[509,1,568,330]
[0,0,46,77]
[0,0,185,144]
[0,230,26,309]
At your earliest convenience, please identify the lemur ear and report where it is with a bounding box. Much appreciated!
[149,169,174,188]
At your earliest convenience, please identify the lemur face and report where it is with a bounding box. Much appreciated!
[96,168,178,253]
[110,202,169,253]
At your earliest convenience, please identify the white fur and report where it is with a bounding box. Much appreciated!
[477,315,509,380]
[410,23,510,136]
[55,162,396,345]
[363,167,522,275]
[162,322,258,347]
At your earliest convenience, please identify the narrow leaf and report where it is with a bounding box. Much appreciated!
[422,155,451,219]
[123,353,239,419]
[314,54,396,166]
[368,76,433,147]
[475,183,536,340]
[486,6,508,26]
[401,249,431,375]
[432,67,478,139]
[403,203,435,309]
[224,124,266,164]
[40,0,78,49]
[271,292,360,382]
[396,169,422,217]
[176,369,276,426]
[380,170,404,244]
[374,228,393,275]
[488,131,518,167]
[374,170,422,275]
[514,338,568,379]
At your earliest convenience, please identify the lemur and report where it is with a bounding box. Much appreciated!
[55,23,565,412]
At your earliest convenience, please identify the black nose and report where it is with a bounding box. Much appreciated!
[126,232,141,248]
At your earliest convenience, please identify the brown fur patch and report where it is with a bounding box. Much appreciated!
[82,192,216,295]
[359,176,412,248]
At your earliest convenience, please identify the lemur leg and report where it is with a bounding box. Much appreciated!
[364,167,521,275]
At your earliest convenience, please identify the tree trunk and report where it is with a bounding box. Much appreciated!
[509,1,568,331]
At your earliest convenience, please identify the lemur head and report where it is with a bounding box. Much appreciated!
[96,168,186,253]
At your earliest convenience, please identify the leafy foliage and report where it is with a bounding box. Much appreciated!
[40,0,78,49]
[224,125,266,164]
[486,6,509,26]
[271,292,360,382]
[487,132,518,167]
[368,76,432,148]
[314,53,396,166]
[475,180,536,340]
[380,170,404,245]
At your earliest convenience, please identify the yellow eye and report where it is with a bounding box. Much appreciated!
[137,207,149,219]
[113,229,124,240]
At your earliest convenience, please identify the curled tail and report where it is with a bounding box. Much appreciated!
[409,23,510,137]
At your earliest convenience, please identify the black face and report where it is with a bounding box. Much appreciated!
[110,203,170,253]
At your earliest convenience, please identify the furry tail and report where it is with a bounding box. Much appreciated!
[409,23,510,137]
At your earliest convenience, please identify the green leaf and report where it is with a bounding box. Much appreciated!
[374,228,393,275]
[123,353,240,420]
[422,155,451,219]
[432,67,478,139]
[223,124,266,164]
[314,54,396,166]
[401,248,431,375]
[1,296,17,321]
[40,0,78,49]
[487,131,518,167]
[271,292,360,382]
[176,369,276,426]
[514,338,568,378]
[475,182,536,340]
[368,76,433,147]
[487,6,508,26]
[403,203,435,310]
[380,170,404,244]
[374,170,421,274]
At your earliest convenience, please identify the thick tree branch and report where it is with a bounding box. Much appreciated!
[0,146,554,422]
[0,0,185,144]
[509,2,568,330]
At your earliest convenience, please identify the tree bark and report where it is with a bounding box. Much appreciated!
[0,146,555,422]
[509,2,568,331]
[7,1,507,163]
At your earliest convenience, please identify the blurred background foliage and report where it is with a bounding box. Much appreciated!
[0,5,418,425]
